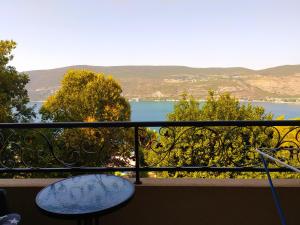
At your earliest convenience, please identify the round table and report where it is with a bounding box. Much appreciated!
[35,174,135,225]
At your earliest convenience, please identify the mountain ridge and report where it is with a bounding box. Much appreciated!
[25,64,300,101]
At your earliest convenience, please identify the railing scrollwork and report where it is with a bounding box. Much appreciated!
[0,121,300,181]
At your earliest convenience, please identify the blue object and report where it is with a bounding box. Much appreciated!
[260,155,287,225]
[0,190,21,225]
[36,174,135,219]
[0,214,21,225]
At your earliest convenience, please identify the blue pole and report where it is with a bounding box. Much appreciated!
[260,155,287,225]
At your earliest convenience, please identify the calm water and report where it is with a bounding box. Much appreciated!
[31,101,300,122]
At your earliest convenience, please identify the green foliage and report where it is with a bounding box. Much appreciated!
[40,69,130,121]
[167,93,201,121]
[144,91,283,178]
[40,70,132,167]
[168,91,272,121]
[267,116,300,178]
[0,40,34,122]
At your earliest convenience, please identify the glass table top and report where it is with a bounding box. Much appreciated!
[36,174,135,217]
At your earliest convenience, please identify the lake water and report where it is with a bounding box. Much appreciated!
[31,101,300,121]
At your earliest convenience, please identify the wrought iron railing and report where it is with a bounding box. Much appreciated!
[1,120,300,184]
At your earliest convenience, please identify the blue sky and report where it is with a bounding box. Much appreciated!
[1,0,300,71]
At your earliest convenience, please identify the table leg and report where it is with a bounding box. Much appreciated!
[77,217,100,225]
[93,216,100,225]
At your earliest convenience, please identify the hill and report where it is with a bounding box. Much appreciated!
[257,65,300,76]
[25,65,300,102]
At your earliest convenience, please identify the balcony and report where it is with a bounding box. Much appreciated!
[1,121,300,225]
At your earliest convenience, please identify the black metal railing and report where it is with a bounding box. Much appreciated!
[1,120,300,184]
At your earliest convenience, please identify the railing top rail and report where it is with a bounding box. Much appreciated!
[1,120,300,128]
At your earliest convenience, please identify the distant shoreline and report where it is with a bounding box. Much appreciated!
[128,99,300,105]
[31,99,300,105]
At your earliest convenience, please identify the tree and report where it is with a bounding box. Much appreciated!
[40,69,130,122]
[0,40,34,122]
[144,91,278,178]
[168,91,271,121]
[0,40,36,177]
[40,70,132,167]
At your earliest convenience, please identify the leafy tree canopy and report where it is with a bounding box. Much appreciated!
[144,91,276,178]
[168,90,272,121]
[40,69,130,121]
[0,40,34,122]
[40,70,132,167]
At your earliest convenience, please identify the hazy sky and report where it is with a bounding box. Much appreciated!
[1,0,300,71]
